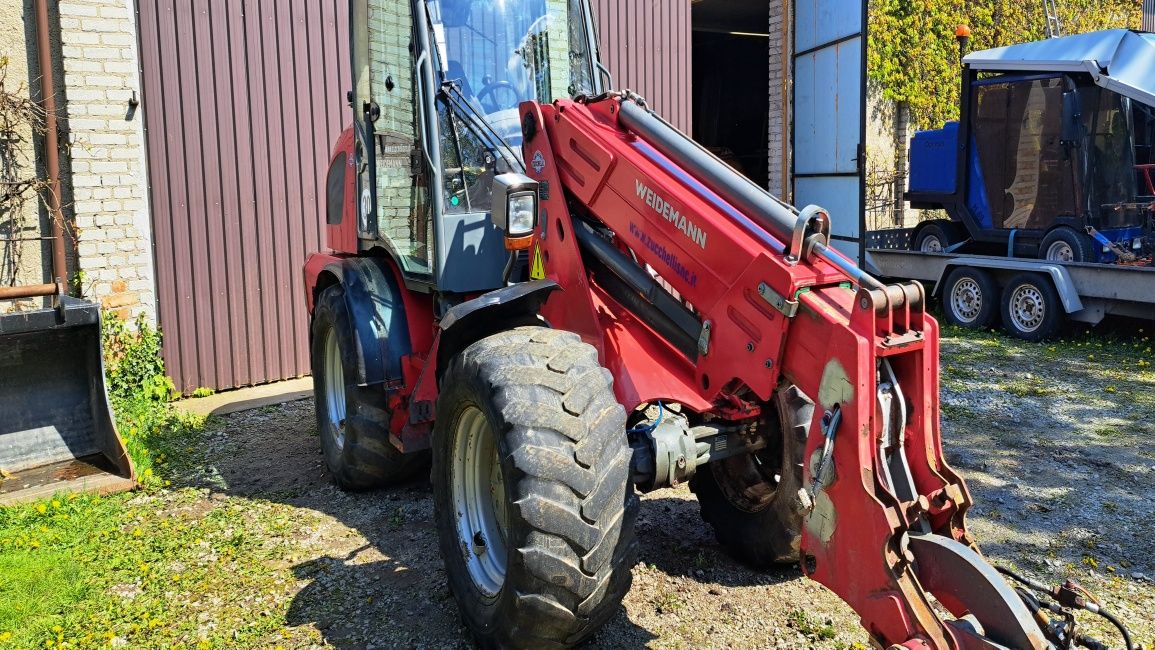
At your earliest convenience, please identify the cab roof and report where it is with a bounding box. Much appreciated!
[964,29,1155,107]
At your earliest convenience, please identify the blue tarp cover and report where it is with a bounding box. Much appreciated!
[964,29,1155,107]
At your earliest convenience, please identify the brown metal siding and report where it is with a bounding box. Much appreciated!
[137,0,350,391]
[591,0,692,133]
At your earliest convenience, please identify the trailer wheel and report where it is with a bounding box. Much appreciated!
[311,283,426,490]
[912,220,958,253]
[1000,273,1064,341]
[1040,227,1094,263]
[942,267,998,329]
[432,327,638,649]
[690,386,813,567]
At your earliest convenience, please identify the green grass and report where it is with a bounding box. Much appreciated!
[0,486,304,649]
[0,394,309,650]
[787,609,836,640]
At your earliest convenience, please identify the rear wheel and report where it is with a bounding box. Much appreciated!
[941,267,999,329]
[432,327,638,649]
[1000,273,1064,341]
[912,221,959,253]
[690,386,813,567]
[1040,227,1094,262]
[311,283,426,490]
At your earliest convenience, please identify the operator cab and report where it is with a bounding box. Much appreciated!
[348,0,602,292]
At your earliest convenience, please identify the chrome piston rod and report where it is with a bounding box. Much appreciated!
[617,99,883,290]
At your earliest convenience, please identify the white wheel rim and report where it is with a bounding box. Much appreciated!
[324,328,347,450]
[920,235,944,253]
[1046,241,1074,262]
[1009,285,1046,333]
[950,278,983,323]
[452,405,508,598]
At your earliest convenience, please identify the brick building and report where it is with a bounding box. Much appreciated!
[1,0,697,392]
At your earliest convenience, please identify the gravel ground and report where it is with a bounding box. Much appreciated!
[175,325,1154,649]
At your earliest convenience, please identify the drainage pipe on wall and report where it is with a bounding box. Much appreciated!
[34,0,68,296]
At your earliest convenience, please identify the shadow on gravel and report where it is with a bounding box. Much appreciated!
[937,340,1155,576]
[178,400,661,649]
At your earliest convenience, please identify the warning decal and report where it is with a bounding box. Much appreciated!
[529,244,546,280]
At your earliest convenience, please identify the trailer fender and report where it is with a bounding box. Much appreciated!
[320,256,412,387]
[435,279,560,378]
[935,259,1084,313]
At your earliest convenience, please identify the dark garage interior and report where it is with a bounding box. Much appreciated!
[691,0,771,189]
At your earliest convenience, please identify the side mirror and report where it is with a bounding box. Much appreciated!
[1062,90,1083,144]
[491,173,539,250]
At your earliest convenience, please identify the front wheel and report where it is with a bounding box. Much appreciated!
[432,327,638,649]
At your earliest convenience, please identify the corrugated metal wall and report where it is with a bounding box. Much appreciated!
[1145,0,1154,32]
[591,0,692,133]
[137,0,350,391]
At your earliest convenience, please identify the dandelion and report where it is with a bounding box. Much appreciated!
[36,504,47,514]
[51,500,61,509]
[132,528,143,538]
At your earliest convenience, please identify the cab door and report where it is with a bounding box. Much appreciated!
[350,0,509,291]
[350,0,434,282]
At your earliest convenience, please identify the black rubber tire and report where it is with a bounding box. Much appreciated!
[941,266,999,329]
[311,283,427,490]
[911,220,959,253]
[690,385,813,567]
[432,327,639,650]
[1039,226,1095,263]
[999,273,1064,342]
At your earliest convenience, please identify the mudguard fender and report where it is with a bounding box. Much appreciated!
[436,280,560,377]
[323,257,412,387]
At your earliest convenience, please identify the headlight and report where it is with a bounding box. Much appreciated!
[507,192,537,237]
[491,173,539,249]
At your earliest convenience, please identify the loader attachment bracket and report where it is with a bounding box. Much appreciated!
[908,534,1049,650]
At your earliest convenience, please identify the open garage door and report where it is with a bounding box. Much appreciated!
[792,0,867,263]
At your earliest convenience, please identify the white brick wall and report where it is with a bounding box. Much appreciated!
[58,0,155,322]
[768,0,791,199]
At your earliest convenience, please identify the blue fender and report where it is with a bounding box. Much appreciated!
[322,257,412,388]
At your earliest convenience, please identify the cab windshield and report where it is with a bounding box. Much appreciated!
[425,0,597,152]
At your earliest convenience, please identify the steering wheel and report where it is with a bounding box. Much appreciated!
[476,80,520,113]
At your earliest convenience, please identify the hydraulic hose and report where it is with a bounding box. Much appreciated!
[998,566,1137,650]
[1095,608,1135,650]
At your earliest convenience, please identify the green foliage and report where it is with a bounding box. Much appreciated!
[191,386,215,398]
[100,313,202,485]
[868,0,1143,130]
[102,313,175,403]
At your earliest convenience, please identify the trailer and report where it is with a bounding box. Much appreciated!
[865,229,1155,340]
